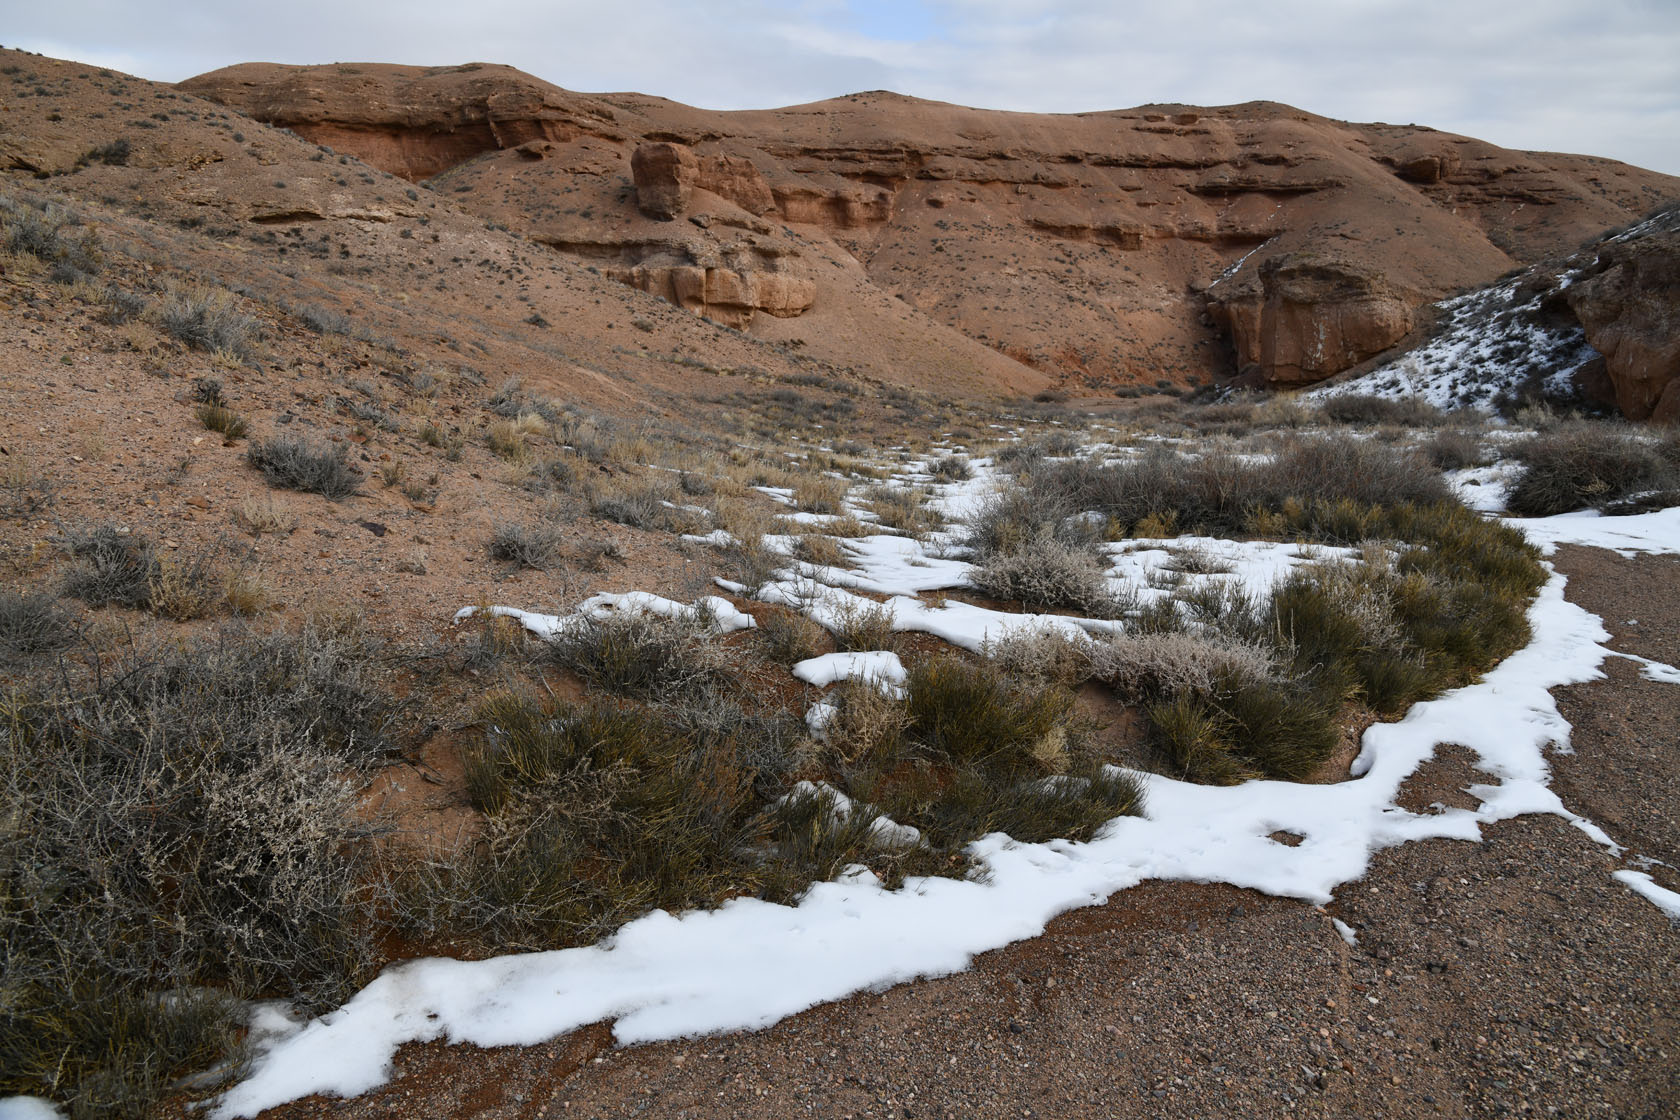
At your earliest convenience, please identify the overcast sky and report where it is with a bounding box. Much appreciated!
[9,0,1679,175]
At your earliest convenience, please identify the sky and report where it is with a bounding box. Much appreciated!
[7,0,1680,175]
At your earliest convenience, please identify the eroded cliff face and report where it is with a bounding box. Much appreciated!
[179,63,1680,393]
[1565,227,1680,422]
[1214,256,1417,386]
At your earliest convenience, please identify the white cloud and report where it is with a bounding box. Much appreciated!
[5,0,1678,174]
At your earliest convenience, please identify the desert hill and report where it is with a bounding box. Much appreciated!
[0,48,1043,417]
[178,60,1680,393]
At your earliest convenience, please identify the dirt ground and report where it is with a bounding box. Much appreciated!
[215,544,1679,1120]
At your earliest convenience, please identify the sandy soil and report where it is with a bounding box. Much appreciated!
[213,545,1679,1120]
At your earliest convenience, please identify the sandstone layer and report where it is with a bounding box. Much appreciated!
[177,63,1680,397]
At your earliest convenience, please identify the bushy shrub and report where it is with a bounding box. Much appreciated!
[0,193,100,279]
[247,436,361,499]
[0,628,390,1117]
[155,285,256,357]
[1315,394,1445,428]
[548,611,731,699]
[1505,423,1679,516]
[967,534,1131,618]
[488,521,566,569]
[0,590,81,661]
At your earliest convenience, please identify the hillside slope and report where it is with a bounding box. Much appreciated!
[179,61,1680,393]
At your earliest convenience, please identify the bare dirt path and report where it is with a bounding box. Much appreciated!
[239,546,1680,1120]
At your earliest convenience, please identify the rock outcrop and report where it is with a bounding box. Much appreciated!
[1566,228,1680,422]
[1213,255,1418,386]
[630,142,775,220]
[614,264,815,328]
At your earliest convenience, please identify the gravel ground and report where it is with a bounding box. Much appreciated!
[232,548,1680,1120]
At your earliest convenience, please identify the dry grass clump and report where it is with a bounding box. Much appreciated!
[196,401,249,439]
[980,626,1093,686]
[1087,631,1277,699]
[757,605,828,664]
[1005,434,1450,543]
[1,457,54,519]
[792,475,848,514]
[826,598,899,652]
[0,192,100,280]
[863,483,942,538]
[488,521,567,570]
[794,533,848,569]
[419,689,807,948]
[587,472,699,533]
[232,496,298,537]
[928,453,973,481]
[247,437,362,499]
[0,628,391,1118]
[59,525,156,610]
[59,527,262,623]
[147,547,228,621]
[1422,428,1488,470]
[548,611,733,700]
[1505,422,1680,516]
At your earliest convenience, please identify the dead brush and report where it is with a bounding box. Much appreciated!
[0,626,392,1117]
[821,680,910,764]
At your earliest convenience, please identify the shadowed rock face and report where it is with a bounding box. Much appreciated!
[1216,256,1417,385]
[179,62,1680,392]
[1566,229,1680,422]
